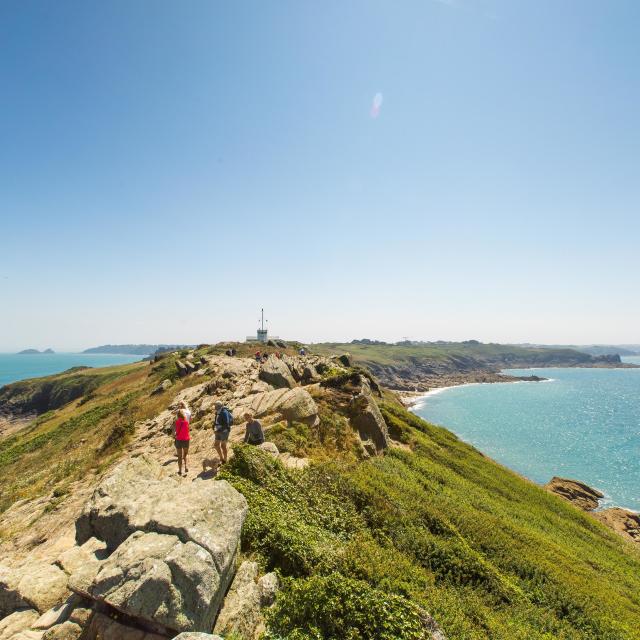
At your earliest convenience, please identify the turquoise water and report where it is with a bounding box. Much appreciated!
[0,353,144,388]
[413,357,640,511]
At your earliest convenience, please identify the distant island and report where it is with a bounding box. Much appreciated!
[18,348,55,354]
[83,344,192,356]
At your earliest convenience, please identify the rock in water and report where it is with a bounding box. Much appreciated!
[73,456,248,634]
[259,357,296,389]
[544,477,604,511]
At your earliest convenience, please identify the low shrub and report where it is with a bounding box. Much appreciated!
[265,573,432,640]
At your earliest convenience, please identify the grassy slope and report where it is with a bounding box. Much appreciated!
[312,342,594,368]
[0,353,203,514]
[221,401,640,639]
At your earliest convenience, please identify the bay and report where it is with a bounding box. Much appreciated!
[0,352,144,388]
[413,357,640,510]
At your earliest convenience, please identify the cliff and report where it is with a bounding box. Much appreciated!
[1,343,640,639]
[313,342,636,391]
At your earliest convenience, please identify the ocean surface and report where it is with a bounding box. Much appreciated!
[0,353,144,388]
[412,357,640,511]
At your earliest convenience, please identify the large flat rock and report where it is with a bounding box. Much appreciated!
[73,456,247,634]
[76,456,247,576]
[87,531,222,633]
[0,609,39,640]
[232,387,318,425]
[0,564,69,617]
[258,357,296,389]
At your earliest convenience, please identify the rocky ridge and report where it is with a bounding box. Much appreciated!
[0,349,440,639]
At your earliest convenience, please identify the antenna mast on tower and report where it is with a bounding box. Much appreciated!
[257,308,268,343]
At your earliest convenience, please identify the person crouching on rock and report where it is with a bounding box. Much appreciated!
[174,408,190,476]
[243,412,265,446]
[214,401,233,464]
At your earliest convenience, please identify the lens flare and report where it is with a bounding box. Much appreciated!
[370,92,383,118]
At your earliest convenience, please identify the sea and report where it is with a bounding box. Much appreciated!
[0,352,144,388]
[412,357,640,511]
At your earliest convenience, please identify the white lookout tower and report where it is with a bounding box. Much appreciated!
[256,308,268,343]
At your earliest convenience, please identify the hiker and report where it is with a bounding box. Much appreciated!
[225,348,232,357]
[255,350,261,362]
[243,412,265,445]
[174,408,190,476]
[178,400,191,422]
[299,347,306,356]
[213,401,233,463]
[261,352,269,363]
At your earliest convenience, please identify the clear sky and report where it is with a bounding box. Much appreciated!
[1,0,639,350]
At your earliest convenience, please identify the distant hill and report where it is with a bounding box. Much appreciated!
[82,344,190,355]
[519,344,640,357]
[17,348,55,354]
[313,340,635,391]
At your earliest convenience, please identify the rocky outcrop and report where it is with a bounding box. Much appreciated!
[84,612,167,640]
[349,377,389,453]
[86,531,221,633]
[336,354,353,368]
[70,456,247,634]
[0,609,39,639]
[150,379,172,396]
[42,621,82,639]
[0,563,69,617]
[175,361,188,377]
[257,573,279,607]
[32,596,81,631]
[213,561,262,639]
[259,357,296,389]
[595,508,640,545]
[544,477,604,511]
[231,387,318,426]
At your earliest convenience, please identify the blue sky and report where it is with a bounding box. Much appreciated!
[1,0,639,350]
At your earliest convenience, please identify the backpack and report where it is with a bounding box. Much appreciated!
[217,407,234,429]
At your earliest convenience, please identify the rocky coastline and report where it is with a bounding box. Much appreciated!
[395,371,547,405]
[544,477,640,546]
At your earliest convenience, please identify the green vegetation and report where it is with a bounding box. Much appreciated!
[265,573,431,640]
[313,341,602,368]
[222,404,640,639]
[0,365,135,416]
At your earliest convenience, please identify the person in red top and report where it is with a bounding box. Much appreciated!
[174,408,190,476]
